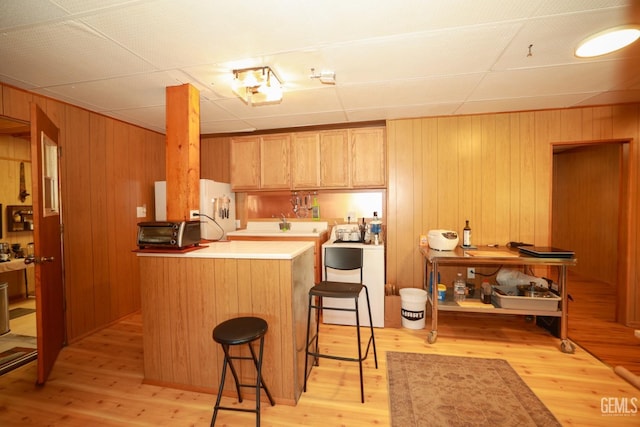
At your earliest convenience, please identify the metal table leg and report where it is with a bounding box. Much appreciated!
[426,259,438,344]
[558,265,575,353]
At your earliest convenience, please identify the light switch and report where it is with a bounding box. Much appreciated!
[136,206,147,218]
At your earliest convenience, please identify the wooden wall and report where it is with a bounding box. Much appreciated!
[1,83,165,342]
[386,105,639,326]
[200,135,231,183]
[5,79,640,338]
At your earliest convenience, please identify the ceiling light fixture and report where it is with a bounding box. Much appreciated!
[310,68,336,85]
[575,25,640,58]
[232,66,282,105]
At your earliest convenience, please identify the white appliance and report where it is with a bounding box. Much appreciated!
[154,179,236,240]
[428,229,459,251]
[321,224,385,328]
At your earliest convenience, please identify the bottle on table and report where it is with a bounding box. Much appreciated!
[311,193,320,220]
[463,220,472,247]
[453,272,466,302]
[370,211,382,245]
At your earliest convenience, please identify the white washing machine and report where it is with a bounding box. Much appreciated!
[321,224,385,327]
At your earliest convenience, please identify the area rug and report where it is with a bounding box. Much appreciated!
[9,307,36,320]
[387,352,561,427]
[0,334,37,375]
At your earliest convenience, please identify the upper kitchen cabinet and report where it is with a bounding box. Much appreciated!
[231,136,260,190]
[291,132,321,189]
[231,134,291,190]
[319,130,350,188]
[230,125,386,191]
[350,127,386,187]
[260,134,291,189]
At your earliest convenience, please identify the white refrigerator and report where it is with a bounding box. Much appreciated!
[154,179,236,240]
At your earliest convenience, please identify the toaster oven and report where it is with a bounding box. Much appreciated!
[137,221,201,249]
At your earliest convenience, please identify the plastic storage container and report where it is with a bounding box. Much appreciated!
[399,288,427,329]
[453,273,466,302]
[492,285,561,311]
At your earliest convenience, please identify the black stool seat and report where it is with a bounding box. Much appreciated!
[210,316,275,427]
[309,281,364,298]
[213,317,268,345]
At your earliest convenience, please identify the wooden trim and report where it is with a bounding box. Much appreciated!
[202,120,386,138]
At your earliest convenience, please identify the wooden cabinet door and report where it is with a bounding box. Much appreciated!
[291,132,320,189]
[319,130,349,188]
[230,136,260,190]
[260,134,291,189]
[350,127,386,187]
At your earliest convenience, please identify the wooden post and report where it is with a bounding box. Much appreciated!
[165,84,200,220]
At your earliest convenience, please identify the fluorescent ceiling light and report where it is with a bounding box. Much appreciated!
[575,26,640,58]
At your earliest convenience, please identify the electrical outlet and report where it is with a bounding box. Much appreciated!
[190,209,199,218]
[467,268,475,279]
[136,206,147,218]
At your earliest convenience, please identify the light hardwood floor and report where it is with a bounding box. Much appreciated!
[0,297,639,426]
[566,273,640,376]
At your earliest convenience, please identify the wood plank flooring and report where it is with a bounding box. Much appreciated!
[0,274,638,426]
[566,273,640,375]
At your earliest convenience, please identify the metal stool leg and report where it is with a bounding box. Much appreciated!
[354,297,365,403]
[364,287,378,369]
[250,335,275,426]
[223,344,244,401]
[211,339,275,426]
[304,293,313,392]
[211,351,229,426]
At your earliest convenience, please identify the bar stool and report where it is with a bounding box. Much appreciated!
[303,246,378,403]
[210,316,275,427]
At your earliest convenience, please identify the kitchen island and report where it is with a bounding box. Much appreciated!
[137,240,315,405]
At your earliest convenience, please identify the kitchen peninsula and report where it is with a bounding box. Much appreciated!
[137,240,315,405]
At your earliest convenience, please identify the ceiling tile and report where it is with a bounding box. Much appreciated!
[1,0,639,133]
[456,93,597,115]
[469,61,623,101]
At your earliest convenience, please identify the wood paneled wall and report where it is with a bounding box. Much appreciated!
[386,105,639,326]
[200,135,231,183]
[1,83,165,342]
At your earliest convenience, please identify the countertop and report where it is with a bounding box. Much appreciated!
[226,221,328,238]
[135,240,315,260]
[0,258,33,273]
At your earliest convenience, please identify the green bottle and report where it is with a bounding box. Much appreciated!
[311,195,320,220]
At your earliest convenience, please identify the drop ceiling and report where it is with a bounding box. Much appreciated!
[1,0,639,135]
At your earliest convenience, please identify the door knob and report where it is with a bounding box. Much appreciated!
[24,256,55,265]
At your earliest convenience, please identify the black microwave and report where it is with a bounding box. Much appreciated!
[137,221,201,249]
